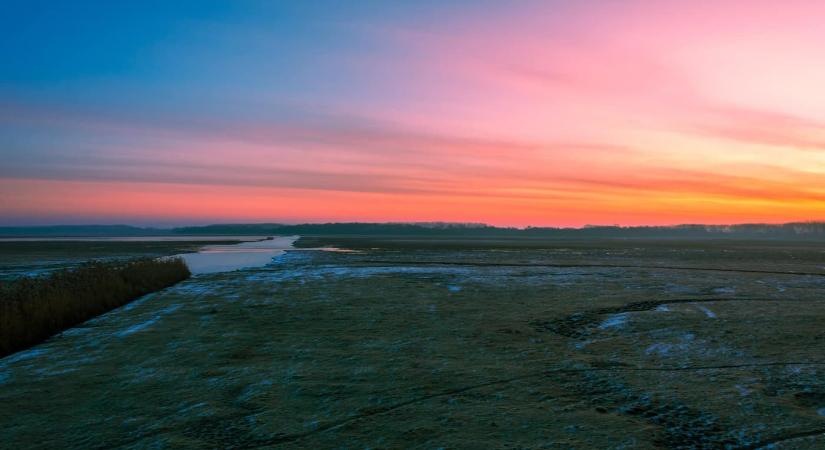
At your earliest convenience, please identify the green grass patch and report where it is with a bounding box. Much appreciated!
[0,257,191,358]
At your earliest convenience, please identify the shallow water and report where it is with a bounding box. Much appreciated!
[0,236,266,242]
[176,236,298,275]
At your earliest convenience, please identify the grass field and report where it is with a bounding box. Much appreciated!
[1,237,824,448]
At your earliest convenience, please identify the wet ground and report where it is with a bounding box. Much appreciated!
[1,239,824,448]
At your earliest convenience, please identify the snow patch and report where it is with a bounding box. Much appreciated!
[599,313,629,330]
[695,304,717,318]
[1,348,49,365]
[712,287,736,295]
[117,304,181,337]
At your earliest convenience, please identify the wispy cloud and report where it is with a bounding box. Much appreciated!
[1,1,824,225]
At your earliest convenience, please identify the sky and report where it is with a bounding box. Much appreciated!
[1,0,824,227]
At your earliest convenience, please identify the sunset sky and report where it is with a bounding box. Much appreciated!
[2,0,824,226]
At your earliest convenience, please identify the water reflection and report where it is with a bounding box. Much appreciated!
[177,236,298,275]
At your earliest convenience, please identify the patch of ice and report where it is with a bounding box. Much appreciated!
[447,285,462,292]
[178,402,208,415]
[655,304,671,312]
[599,313,629,330]
[35,367,78,377]
[665,283,696,294]
[118,318,160,336]
[1,348,49,365]
[121,293,155,311]
[695,305,717,318]
[117,304,181,337]
[645,333,696,357]
[61,327,93,337]
[712,287,736,295]
[575,340,593,349]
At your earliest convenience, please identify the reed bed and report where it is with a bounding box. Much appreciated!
[0,257,190,358]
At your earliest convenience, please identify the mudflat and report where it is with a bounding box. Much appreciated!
[1,238,824,448]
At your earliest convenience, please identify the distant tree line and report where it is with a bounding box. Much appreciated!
[0,258,190,358]
[1,221,824,239]
[173,221,825,239]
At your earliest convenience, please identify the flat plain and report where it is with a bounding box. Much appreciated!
[1,237,825,449]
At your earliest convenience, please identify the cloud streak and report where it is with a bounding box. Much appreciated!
[1,1,824,225]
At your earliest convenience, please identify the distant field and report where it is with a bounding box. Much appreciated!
[0,239,242,280]
[1,237,825,448]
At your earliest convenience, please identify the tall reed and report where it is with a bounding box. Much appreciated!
[0,257,190,358]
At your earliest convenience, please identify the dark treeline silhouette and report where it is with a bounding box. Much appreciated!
[165,221,825,239]
[1,221,824,239]
[0,225,168,237]
[0,258,190,358]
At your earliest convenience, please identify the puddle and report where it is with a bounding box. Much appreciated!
[176,236,298,274]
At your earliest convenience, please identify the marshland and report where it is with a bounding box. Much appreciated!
[1,228,824,449]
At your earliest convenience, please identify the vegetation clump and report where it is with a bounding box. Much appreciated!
[0,257,190,358]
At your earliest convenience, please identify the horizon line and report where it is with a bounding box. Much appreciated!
[2,220,824,231]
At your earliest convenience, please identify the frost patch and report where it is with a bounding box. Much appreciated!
[695,305,717,318]
[575,340,593,349]
[1,348,49,365]
[665,283,697,294]
[599,313,629,330]
[712,287,736,295]
[645,333,696,357]
[644,332,742,360]
[655,304,671,312]
[121,293,155,311]
[178,402,208,415]
[117,304,181,337]
[118,318,160,337]
[61,327,94,337]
